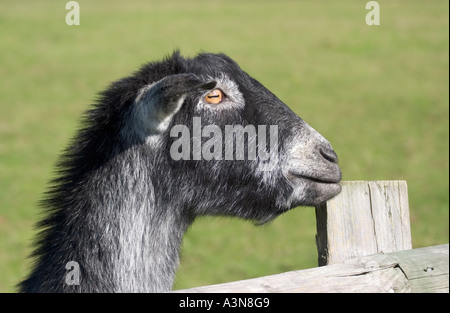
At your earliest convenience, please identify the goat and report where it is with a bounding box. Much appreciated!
[19,51,341,292]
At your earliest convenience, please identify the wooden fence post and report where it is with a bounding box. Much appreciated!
[315,180,412,266]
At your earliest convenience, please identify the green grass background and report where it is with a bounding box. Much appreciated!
[0,0,448,292]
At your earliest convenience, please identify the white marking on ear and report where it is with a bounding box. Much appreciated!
[135,82,156,103]
[122,78,187,145]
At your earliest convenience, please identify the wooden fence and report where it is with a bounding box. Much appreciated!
[174,181,449,293]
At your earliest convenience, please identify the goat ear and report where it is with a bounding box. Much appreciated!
[136,74,216,134]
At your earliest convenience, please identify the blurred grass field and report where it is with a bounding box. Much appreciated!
[0,0,448,292]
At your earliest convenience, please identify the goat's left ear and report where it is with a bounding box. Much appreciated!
[136,74,216,134]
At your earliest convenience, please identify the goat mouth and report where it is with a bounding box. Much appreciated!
[287,171,341,185]
[287,171,342,207]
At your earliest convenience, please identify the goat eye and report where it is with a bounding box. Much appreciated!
[205,89,224,104]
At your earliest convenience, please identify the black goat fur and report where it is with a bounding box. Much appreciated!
[19,51,341,292]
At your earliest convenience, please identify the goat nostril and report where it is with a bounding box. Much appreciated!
[320,147,338,163]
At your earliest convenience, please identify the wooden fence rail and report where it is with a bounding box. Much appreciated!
[174,244,448,293]
[174,181,449,293]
